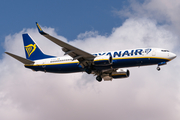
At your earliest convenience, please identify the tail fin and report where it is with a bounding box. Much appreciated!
[23,34,55,60]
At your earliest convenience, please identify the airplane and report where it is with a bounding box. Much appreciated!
[5,23,177,82]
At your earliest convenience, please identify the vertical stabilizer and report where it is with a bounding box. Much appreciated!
[23,34,54,60]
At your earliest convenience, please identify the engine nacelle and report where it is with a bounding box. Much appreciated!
[93,55,113,66]
[111,69,130,79]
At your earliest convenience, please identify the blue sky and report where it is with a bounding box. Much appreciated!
[0,0,139,58]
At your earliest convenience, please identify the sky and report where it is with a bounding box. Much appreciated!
[0,0,130,58]
[1,0,180,120]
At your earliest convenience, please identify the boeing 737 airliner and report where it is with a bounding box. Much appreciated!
[5,23,177,82]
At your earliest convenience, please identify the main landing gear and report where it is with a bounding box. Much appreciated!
[85,68,92,74]
[96,76,102,82]
[84,67,102,82]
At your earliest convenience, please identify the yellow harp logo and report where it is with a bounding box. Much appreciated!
[25,44,36,57]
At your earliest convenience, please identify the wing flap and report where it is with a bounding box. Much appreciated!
[5,52,34,64]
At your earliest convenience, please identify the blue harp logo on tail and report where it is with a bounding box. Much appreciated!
[25,44,36,57]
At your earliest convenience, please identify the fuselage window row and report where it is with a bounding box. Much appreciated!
[50,59,73,63]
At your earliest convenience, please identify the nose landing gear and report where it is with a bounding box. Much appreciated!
[157,62,166,71]
[157,66,161,71]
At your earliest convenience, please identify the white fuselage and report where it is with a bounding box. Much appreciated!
[25,48,176,73]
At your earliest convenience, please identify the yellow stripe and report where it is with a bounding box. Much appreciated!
[94,59,109,61]
[26,59,109,66]
[36,23,42,31]
[25,61,79,66]
[25,56,170,66]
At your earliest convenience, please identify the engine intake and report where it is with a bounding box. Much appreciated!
[94,55,112,66]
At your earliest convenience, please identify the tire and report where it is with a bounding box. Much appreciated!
[85,68,92,74]
[96,76,102,82]
[157,67,160,71]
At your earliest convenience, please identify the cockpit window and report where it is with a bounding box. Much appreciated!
[161,50,169,52]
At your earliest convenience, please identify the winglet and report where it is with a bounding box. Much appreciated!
[36,22,47,35]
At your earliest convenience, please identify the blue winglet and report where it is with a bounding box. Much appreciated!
[36,22,47,35]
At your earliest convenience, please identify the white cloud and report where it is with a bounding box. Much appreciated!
[1,0,180,119]
[115,0,180,34]
[116,0,180,21]
[0,17,180,120]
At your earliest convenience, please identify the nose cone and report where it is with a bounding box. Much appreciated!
[169,52,176,60]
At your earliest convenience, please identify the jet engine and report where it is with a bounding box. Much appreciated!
[101,69,130,81]
[93,55,113,66]
[111,69,130,79]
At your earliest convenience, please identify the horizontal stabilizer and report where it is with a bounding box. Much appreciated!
[5,52,34,64]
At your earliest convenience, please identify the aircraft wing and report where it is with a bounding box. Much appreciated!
[36,22,95,67]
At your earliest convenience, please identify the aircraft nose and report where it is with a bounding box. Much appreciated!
[169,52,176,60]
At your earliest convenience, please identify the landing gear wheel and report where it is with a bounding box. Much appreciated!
[85,68,92,74]
[96,76,102,82]
[157,66,161,71]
